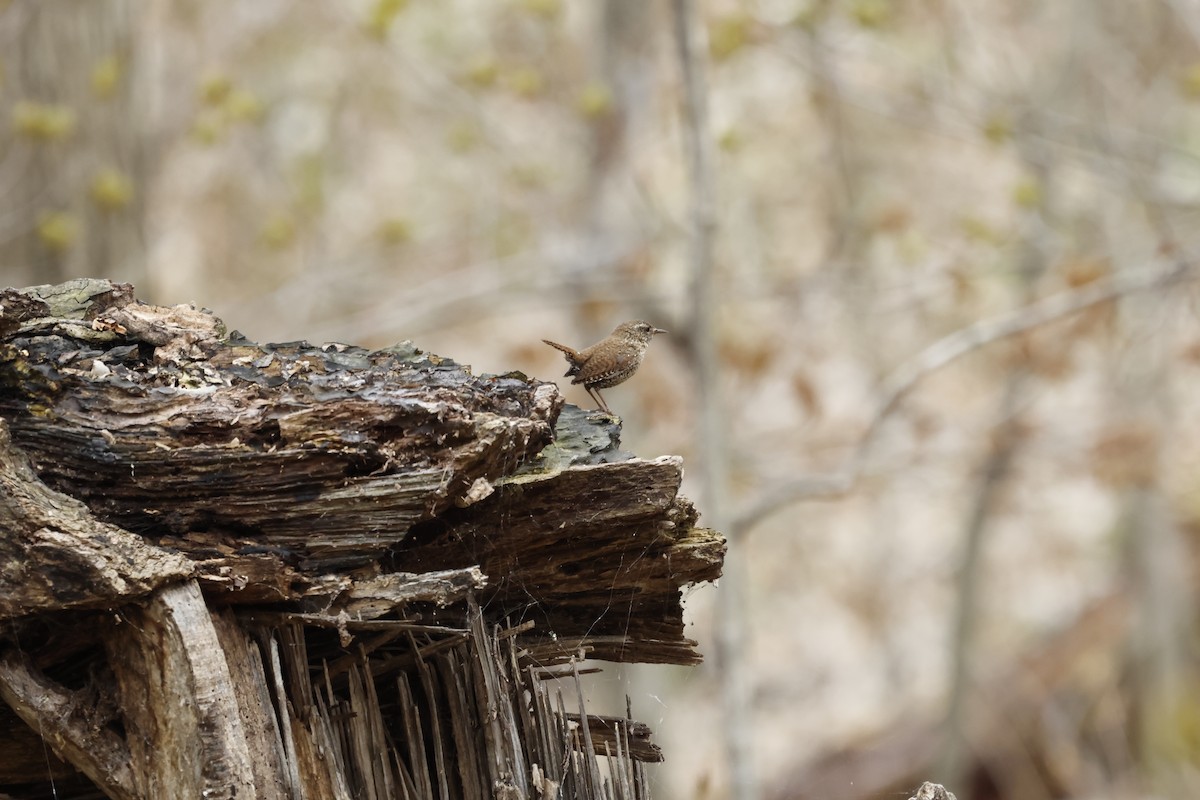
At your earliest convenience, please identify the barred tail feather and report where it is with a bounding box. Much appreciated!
[542,339,583,378]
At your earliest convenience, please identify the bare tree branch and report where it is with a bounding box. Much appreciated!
[733,258,1196,536]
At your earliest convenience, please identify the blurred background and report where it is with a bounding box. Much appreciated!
[4,1,1200,798]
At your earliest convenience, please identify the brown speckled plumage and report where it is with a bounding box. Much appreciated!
[542,320,666,415]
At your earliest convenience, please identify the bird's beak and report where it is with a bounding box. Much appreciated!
[653,328,667,335]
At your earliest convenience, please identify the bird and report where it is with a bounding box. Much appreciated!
[542,320,667,416]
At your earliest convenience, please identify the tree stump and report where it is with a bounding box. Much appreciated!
[0,279,725,799]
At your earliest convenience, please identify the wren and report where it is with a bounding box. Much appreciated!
[542,320,667,416]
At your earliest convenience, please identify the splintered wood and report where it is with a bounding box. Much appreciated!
[0,280,724,799]
[226,598,661,800]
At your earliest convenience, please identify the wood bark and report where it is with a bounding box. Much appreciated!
[0,415,192,616]
[0,279,724,799]
[105,580,257,798]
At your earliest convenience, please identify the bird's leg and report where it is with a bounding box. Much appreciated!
[587,386,613,416]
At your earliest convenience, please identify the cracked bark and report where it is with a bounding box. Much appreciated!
[0,279,723,799]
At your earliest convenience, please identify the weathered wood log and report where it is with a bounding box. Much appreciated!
[105,580,258,798]
[393,453,720,663]
[0,279,724,799]
[0,418,193,616]
[0,651,135,798]
[1,280,559,572]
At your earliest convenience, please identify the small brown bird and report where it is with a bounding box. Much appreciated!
[542,320,667,416]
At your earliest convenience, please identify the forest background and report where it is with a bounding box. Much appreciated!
[3,2,1200,799]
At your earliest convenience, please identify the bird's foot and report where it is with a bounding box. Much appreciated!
[587,408,620,423]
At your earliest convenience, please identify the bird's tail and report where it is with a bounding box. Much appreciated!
[542,339,582,377]
[542,339,578,358]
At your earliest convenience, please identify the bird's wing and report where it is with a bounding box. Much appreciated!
[575,349,637,385]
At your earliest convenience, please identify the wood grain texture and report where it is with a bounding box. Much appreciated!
[0,417,193,616]
[0,280,725,798]
[0,651,135,799]
[391,455,724,663]
[105,581,257,799]
[1,281,560,571]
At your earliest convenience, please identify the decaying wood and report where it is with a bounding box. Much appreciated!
[0,279,724,799]
[393,454,722,664]
[105,580,257,799]
[210,610,291,799]
[0,651,135,799]
[0,418,193,616]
